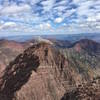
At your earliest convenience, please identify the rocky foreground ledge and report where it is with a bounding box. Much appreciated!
[61,77,100,100]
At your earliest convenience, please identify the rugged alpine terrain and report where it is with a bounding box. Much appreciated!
[61,77,100,100]
[0,39,99,100]
[60,39,100,82]
[0,42,76,100]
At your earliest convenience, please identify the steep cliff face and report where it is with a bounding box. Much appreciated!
[0,42,80,100]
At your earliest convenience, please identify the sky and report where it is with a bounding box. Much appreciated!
[0,0,100,36]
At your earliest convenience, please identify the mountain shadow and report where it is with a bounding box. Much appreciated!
[0,50,40,100]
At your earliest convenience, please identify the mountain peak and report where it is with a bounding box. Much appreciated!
[0,42,79,100]
[0,40,99,100]
[24,42,56,66]
[72,39,100,53]
[35,36,53,45]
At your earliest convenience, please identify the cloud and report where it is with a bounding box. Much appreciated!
[0,4,31,15]
[54,6,67,12]
[38,23,52,30]
[0,21,16,30]
[55,17,63,23]
[0,0,100,35]
[63,9,76,18]
[87,17,96,22]
[28,0,41,5]
[41,0,55,12]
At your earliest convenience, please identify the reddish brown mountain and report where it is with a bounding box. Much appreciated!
[0,39,100,100]
[0,42,84,100]
[71,39,100,54]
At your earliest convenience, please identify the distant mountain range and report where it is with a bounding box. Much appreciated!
[0,33,100,42]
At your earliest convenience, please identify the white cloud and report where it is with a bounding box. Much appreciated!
[96,26,100,29]
[54,6,66,11]
[87,17,96,22]
[39,23,52,30]
[96,13,100,21]
[0,22,16,30]
[0,4,31,15]
[76,1,93,16]
[0,20,5,24]
[0,0,100,35]
[63,9,76,18]
[55,17,63,23]
[41,0,55,12]
[3,22,16,26]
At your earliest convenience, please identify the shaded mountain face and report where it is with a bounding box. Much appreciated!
[71,39,100,54]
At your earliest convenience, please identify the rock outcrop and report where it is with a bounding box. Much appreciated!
[61,78,100,100]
